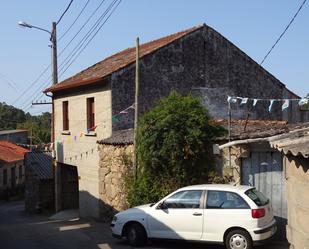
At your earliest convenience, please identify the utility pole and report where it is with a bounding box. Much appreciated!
[133,37,140,179]
[50,21,60,213]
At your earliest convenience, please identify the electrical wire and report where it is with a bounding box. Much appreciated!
[57,0,74,25]
[20,0,122,112]
[59,0,122,79]
[18,0,108,111]
[58,0,90,41]
[260,0,307,65]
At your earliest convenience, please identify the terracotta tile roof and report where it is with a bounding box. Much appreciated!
[44,24,204,93]
[0,141,29,163]
[214,119,290,140]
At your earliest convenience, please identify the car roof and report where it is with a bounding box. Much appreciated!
[178,184,254,193]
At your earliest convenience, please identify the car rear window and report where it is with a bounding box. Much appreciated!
[245,188,269,206]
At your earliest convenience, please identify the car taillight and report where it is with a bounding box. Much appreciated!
[251,208,265,218]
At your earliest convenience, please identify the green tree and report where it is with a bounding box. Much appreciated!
[127,91,225,206]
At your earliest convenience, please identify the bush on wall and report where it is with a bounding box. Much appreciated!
[126,91,226,207]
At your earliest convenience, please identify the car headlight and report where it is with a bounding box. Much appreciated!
[112,215,117,222]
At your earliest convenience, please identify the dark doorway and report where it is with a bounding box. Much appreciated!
[60,164,79,209]
[11,167,16,187]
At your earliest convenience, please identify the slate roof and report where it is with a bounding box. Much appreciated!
[0,141,29,163]
[44,24,204,93]
[98,129,134,145]
[25,152,53,180]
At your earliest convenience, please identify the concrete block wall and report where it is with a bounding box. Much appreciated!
[285,155,309,249]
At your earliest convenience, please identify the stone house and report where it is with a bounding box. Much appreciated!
[24,152,54,213]
[0,141,29,199]
[0,130,28,144]
[44,23,308,219]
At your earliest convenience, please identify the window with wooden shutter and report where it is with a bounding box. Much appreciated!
[87,97,95,130]
[63,101,69,130]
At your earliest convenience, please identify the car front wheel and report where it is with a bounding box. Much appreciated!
[225,229,252,249]
[126,223,147,246]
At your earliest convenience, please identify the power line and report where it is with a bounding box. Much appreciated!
[59,0,122,79]
[260,0,307,65]
[17,0,108,110]
[57,0,74,25]
[19,0,122,112]
[59,0,90,41]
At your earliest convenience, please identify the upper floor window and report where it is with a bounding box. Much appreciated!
[62,101,69,130]
[87,97,95,130]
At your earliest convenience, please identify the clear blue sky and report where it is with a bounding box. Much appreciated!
[0,0,308,115]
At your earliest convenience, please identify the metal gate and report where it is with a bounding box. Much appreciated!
[241,151,287,240]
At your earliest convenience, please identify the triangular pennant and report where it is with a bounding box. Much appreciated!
[268,100,275,112]
[240,98,248,105]
[298,98,308,106]
[282,99,289,111]
[253,99,258,106]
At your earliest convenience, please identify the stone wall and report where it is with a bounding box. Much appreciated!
[98,144,133,221]
[215,145,250,184]
[111,24,308,131]
[285,155,309,249]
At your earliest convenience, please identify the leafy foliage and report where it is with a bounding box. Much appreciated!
[0,102,51,143]
[126,91,226,207]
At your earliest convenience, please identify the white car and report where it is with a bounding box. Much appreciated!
[111,184,277,249]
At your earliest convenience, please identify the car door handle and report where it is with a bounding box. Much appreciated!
[193,212,202,216]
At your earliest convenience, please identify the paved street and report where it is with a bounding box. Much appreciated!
[0,200,288,249]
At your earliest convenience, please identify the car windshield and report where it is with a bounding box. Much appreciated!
[245,188,269,206]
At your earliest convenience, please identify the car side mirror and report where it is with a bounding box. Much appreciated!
[156,202,168,210]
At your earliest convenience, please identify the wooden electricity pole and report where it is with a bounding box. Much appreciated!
[133,37,140,179]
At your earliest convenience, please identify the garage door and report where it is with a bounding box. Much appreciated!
[241,151,287,240]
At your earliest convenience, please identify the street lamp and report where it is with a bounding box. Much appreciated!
[18,20,59,211]
[18,21,58,85]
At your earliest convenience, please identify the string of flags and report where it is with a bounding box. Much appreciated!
[50,104,135,149]
[64,145,99,162]
[227,96,309,112]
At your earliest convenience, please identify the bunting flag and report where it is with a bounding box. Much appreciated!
[253,99,258,106]
[240,98,248,105]
[227,96,237,103]
[299,98,309,106]
[268,100,275,112]
[227,95,308,113]
[282,99,289,111]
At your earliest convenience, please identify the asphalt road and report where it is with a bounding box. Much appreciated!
[0,200,288,249]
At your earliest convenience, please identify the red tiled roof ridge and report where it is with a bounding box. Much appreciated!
[44,24,205,93]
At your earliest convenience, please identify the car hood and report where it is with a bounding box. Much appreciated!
[117,204,152,217]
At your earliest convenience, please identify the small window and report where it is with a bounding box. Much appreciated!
[3,169,7,185]
[62,101,69,130]
[164,190,203,209]
[206,190,249,209]
[19,165,22,179]
[87,97,95,130]
[245,188,269,207]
